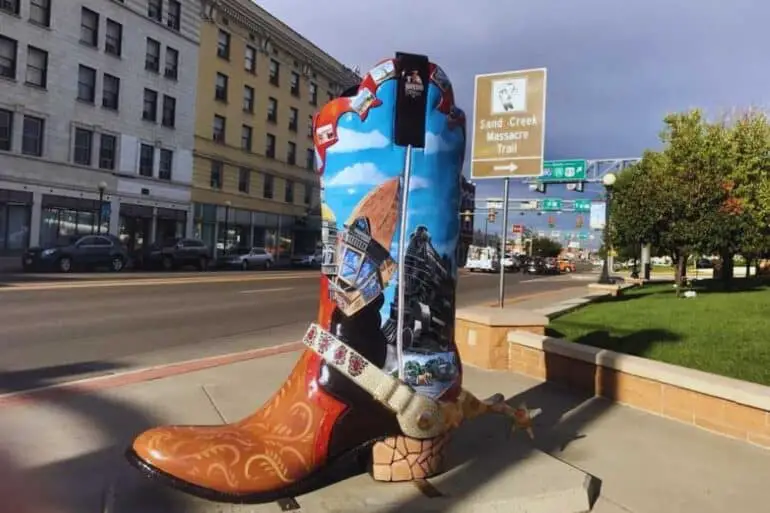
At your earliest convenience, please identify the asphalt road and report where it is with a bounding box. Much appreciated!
[0,270,585,393]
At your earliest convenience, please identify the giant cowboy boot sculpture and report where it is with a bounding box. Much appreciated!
[126,52,539,504]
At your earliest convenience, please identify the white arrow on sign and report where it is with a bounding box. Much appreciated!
[493,162,518,172]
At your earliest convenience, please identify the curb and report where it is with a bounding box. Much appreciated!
[0,341,303,407]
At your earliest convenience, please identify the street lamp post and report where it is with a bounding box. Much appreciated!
[96,181,107,234]
[598,172,617,284]
[223,200,231,255]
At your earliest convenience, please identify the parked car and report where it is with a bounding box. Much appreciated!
[558,259,576,273]
[502,253,521,272]
[221,247,274,270]
[291,249,322,267]
[22,234,128,273]
[543,257,560,274]
[133,238,210,271]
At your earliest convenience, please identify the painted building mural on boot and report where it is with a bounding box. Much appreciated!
[316,58,466,399]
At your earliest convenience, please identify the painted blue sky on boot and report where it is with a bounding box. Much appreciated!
[321,79,465,325]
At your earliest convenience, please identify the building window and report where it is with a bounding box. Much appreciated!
[142,89,158,121]
[0,0,19,16]
[307,115,313,138]
[29,0,51,27]
[263,174,274,199]
[217,30,230,59]
[162,95,176,127]
[105,19,122,57]
[306,148,314,171]
[25,46,47,88]
[80,8,99,47]
[73,128,93,166]
[215,72,228,101]
[238,167,250,193]
[164,47,178,79]
[241,124,252,152]
[99,133,116,170]
[0,35,18,80]
[147,0,162,22]
[77,65,96,103]
[159,149,173,180]
[0,109,12,151]
[285,180,294,203]
[243,85,254,113]
[167,0,181,31]
[102,74,120,110]
[287,142,296,166]
[245,45,256,73]
[304,185,311,205]
[21,115,44,156]
[267,97,277,123]
[309,82,318,106]
[287,107,299,132]
[269,59,279,86]
[145,38,160,72]
[265,133,275,159]
[210,160,222,189]
[290,71,300,97]
[213,115,226,143]
[139,143,154,176]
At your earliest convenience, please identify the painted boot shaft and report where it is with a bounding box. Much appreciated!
[125,53,467,502]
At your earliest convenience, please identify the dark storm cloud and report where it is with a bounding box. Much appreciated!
[255,0,767,238]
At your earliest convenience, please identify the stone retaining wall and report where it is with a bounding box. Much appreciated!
[507,331,770,449]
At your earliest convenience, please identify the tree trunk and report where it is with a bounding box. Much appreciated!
[746,258,752,280]
[674,253,687,296]
[719,249,734,288]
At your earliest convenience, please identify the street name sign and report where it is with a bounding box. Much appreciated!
[540,159,587,182]
[470,68,547,179]
[539,198,562,211]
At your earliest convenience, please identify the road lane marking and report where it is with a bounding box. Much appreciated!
[0,272,316,292]
[238,287,293,294]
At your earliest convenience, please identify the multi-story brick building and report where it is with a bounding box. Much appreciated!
[0,0,199,256]
[193,0,358,260]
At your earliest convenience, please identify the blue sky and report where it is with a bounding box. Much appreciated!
[257,0,766,245]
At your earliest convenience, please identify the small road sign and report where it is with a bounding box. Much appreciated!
[540,159,587,182]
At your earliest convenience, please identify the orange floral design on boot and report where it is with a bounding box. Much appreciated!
[130,351,345,497]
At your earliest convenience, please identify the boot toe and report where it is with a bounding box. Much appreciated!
[131,424,248,494]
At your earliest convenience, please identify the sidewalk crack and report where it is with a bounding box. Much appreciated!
[201,384,228,424]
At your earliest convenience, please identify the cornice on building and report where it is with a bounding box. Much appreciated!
[202,0,360,90]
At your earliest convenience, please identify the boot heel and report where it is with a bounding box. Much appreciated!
[370,433,451,482]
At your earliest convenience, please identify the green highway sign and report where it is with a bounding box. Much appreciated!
[573,199,591,212]
[539,198,562,211]
[540,159,587,182]
[579,232,589,240]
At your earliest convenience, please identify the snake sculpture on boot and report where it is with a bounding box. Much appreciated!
[125,52,540,504]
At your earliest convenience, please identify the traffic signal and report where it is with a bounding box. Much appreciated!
[548,215,555,228]
[575,181,585,193]
[576,215,584,228]
[488,211,496,223]
[533,182,547,194]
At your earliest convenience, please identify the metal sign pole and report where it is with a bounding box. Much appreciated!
[498,177,510,308]
[395,145,413,380]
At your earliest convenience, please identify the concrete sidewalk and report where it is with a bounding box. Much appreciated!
[0,348,768,512]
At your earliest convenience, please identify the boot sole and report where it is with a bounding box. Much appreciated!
[124,439,376,504]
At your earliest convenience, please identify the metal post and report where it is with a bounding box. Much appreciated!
[395,145,413,380]
[96,189,104,234]
[598,188,612,284]
[498,178,510,308]
[484,218,488,246]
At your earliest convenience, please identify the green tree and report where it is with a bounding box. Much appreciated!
[531,236,563,258]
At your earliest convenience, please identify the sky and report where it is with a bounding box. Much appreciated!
[255,0,767,244]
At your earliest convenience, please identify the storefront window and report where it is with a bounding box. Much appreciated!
[40,206,103,247]
[0,204,31,251]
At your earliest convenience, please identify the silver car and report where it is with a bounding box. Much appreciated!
[224,247,274,270]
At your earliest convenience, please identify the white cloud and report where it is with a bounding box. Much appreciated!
[327,127,390,153]
[424,131,453,154]
[326,162,388,187]
[409,176,430,190]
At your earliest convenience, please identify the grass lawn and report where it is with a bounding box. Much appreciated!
[547,279,770,386]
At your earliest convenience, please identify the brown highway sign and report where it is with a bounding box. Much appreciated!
[470,68,547,179]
